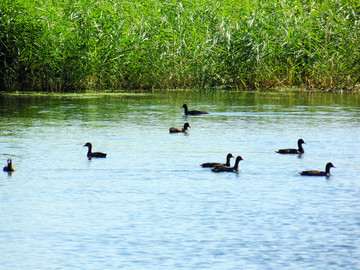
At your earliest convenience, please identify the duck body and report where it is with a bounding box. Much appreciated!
[83,142,107,159]
[300,162,335,177]
[276,139,306,154]
[212,156,244,173]
[3,159,16,172]
[169,122,191,133]
[201,153,234,167]
[182,104,208,115]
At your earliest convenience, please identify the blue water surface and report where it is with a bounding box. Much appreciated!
[1,91,360,269]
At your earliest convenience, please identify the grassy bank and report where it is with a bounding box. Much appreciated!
[1,0,359,91]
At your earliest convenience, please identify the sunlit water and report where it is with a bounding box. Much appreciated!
[1,90,360,269]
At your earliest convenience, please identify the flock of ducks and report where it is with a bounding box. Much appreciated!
[3,104,336,177]
[198,147,335,176]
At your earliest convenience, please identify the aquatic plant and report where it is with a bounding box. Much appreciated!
[0,0,359,91]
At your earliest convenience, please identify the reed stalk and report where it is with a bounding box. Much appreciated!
[1,0,359,91]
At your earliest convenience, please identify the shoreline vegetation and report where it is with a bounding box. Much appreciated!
[1,0,359,92]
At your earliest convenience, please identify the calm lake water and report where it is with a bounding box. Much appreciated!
[1,90,360,269]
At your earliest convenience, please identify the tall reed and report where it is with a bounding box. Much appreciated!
[0,0,359,91]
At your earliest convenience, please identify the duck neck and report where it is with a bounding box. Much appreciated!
[233,158,241,169]
[225,156,231,166]
[325,164,332,174]
[298,143,304,153]
[87,145,92,156]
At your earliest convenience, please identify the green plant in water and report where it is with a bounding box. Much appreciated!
[0,0,359,92]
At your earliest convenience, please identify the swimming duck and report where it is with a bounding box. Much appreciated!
[300,162,335,177]
[169,122,191,133]
[276,139,306,154]
[212,156,244,173]
[201,153,234,167]
[3,159,16,172]
[182,104,208,115]
[83,142,107,159]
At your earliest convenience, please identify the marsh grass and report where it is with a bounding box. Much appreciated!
[1,0,359,91]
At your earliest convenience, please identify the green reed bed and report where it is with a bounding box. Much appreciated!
[0,0,359,91]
